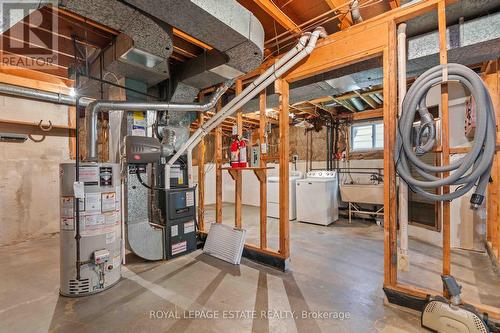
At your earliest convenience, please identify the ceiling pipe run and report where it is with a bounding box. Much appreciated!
[350,0,363,24]
[0,82,93,107]
[85,80,233,160]
[348,97,365,111]
[167,27,327,170]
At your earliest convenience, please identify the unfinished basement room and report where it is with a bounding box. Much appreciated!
[1,0,500,332]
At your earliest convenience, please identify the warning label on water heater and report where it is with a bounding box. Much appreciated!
[61,218,74,231]
[61,197,73,218]
[101,192,116,212]
[79,167,99,186]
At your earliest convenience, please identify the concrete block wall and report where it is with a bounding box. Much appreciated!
[0,96,70,245]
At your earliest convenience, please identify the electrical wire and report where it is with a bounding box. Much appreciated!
[136,167,168,191]
[265,0,382,53]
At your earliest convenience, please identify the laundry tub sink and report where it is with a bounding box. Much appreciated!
[340,183,384,205]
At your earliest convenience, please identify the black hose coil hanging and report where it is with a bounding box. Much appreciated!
[395,63,496,208]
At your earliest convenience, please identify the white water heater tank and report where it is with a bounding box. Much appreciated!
[59,162,122,296]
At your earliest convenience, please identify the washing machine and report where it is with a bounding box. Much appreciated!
[267,171,302,220]
[295,170,339,226]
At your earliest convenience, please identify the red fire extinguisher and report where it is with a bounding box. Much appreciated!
[230,136,239,168]
[239,138,247,168]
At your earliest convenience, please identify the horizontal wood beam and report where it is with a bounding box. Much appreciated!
[173,27,213,50]
[336,108,383,121]
[0,118,75,137]
[355,90,378,109]
[285,0,457,82]
[389,0,401,10]
[51,6,119,36]
[0,65,72,94]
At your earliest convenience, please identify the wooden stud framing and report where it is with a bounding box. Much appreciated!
[197,91,206,232]
[274,0,500,318]
[200,0,499,318]
[253,0,301,34]
[235,79,243,229]
[438,0,451,282]
[259,89,268,249]
[215,98,223,224]
[485,59,500,263]
[276,78,290,258]
[325,0,353,30]
[383,20,398,287]
[68,106,76,159]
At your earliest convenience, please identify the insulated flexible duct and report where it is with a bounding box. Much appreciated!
[395,63,496,208]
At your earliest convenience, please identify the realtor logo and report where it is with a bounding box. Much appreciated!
[0,0,58,69]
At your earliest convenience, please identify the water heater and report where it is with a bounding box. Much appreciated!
[59,162,122,296]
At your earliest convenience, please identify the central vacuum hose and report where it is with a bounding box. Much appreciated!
[395,63,496,209]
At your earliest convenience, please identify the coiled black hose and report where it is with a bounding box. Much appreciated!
[395,63,496,208]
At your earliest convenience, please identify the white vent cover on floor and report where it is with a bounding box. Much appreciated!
[203,223,246,265]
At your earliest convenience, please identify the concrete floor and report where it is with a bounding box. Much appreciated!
[399,238,500,308]
[1,203,496,332]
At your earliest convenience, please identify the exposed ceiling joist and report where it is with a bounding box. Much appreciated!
[253,0,301,33]
[309,96,334,104]
[332,97,356,112]
[172,28,213,50]
[389,0,400,10]
[354,90,378,109]
[324,0,353,29]
[290,104,316,116]
[308,101,335,114]
[336,108,383,120]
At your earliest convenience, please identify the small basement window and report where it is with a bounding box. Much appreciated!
[350,121,384,151]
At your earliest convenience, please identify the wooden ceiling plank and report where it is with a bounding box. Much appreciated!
[308,101,336,114]
[40,6,116,48]
[173,28,213,50]
[0,50,68,78]
[173,46,197,59]
[324,0,353,30]
[354,90,378,109]
[332,97,356,112]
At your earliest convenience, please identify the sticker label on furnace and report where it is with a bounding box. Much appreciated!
[185,191,194,207]
[172,241,187,255]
